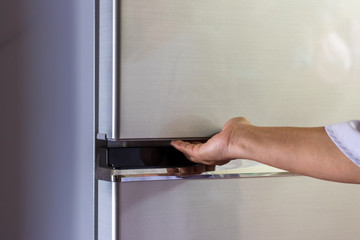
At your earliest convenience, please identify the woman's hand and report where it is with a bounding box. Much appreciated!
[171,116,360,183]
[171,117,252,166]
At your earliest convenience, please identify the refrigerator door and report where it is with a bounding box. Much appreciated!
[98,0,360,140]
[97,175,360,240]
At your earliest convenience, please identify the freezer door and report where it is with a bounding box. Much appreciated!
[98,0,360,140]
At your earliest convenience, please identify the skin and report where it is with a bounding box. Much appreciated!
[171,117,360,184]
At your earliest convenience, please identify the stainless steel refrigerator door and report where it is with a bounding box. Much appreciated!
[98,176,360,240]
[98,0,360,140]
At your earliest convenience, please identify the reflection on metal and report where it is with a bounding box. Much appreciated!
[100,146,197,169]
[96,166,293,183]
[104,137,211,148]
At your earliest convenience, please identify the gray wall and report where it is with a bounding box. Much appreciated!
[0,0,93,239]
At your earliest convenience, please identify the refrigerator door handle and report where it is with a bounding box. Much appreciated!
[111,0,121,140]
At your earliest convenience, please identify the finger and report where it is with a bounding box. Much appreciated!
[206,165,216,171]
[179,167,195,175]
[189,140,205,144]
[171,140,204,162]
[194,165,206,174]
[166,168,179,174]
[171,140,221,166]
[171,140,192,151]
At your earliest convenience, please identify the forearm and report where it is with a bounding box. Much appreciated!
[171,117,360,183]
[237,125,360,183]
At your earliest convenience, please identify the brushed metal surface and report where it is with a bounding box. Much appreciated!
[98,180,112,240]
[111,182,120,240]
[97,176,360,240]
[111,0,121,139]
[95,165,290,182]
[98,0,360,139]
[98,0,113,137]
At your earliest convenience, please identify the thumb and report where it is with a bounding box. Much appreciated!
[171,140,204,163]
[170,140,186,151]
[171,140,196,154]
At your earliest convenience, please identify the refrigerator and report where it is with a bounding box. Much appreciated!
[95,1,360,239]
[0,1,94,239]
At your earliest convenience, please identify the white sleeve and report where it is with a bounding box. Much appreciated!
[325,120,360,167]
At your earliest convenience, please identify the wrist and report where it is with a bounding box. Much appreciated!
[227,124,260,160]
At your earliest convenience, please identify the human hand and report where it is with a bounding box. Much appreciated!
[171,117,252,166]
[173,117,360,183]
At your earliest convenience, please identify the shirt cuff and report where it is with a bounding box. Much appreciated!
[325,120,360,167]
